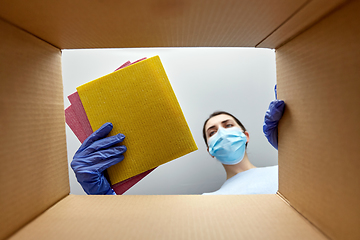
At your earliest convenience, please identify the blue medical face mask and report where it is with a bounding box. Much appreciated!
[208,127,247,165]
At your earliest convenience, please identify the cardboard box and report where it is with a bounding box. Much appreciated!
[0,0,359,239]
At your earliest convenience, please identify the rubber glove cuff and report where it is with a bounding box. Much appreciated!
[263,99,285,150]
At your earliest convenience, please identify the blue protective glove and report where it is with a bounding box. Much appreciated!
[263,85,285,150]
[71,122,127,195]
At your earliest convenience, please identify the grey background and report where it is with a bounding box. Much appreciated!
[62,47,278,195]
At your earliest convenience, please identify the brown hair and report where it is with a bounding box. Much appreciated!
[202,111,247,147]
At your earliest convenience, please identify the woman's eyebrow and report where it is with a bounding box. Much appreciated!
[221,119,232,124]
[206,125,216,132]
[207,119,233,132]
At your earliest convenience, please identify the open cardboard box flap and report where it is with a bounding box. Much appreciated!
[8,195,327,240]
[1,0,359,239]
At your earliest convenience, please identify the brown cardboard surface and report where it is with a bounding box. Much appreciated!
[9,195,327,240]
[0,0,306,49]
[257,0,347,48]
[276,1,360,239]
[1,0,359,239]
[0,19,69,239]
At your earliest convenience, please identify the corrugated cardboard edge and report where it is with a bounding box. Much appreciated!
[276,0,360,238]
[0,0,307,48]
[276,192,331,240]
[0,16,60,49]
[0,17,69,240]
[257,0,348,49]
[8,195,328,240]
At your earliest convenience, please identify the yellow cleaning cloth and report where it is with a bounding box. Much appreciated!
[77,56,198,185]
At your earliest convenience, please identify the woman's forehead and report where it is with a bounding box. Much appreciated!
[205,114,237,131]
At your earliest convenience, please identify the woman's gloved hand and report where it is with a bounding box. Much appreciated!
[263,85,285,150]
[71,122,127,195]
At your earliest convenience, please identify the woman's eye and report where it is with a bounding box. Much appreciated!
[209,131,216,137]
[226,124,233,128]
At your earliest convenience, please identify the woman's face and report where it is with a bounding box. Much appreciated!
[204,114,249,147]
[205,114,250,154]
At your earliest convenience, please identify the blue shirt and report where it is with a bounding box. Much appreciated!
[202,165,278,195]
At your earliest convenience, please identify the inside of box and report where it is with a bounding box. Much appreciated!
[8,195,328,240]
[0,19,69,240]
[0,0,345,49]
[276,1,360,238]
[1,0,359,239]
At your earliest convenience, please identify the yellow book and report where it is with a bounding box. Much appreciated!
[77,56,198,185]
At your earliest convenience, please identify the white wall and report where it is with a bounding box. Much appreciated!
[62,47,277,195]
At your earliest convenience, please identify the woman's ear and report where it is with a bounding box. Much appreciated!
[244,131,250,144]
[207,147,215,158]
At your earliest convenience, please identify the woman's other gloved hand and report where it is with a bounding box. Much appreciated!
[71,122,126,195]
[263,85,285,150]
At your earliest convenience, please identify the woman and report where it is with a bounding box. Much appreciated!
[201,111,278,195]
[71,93,285,195]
